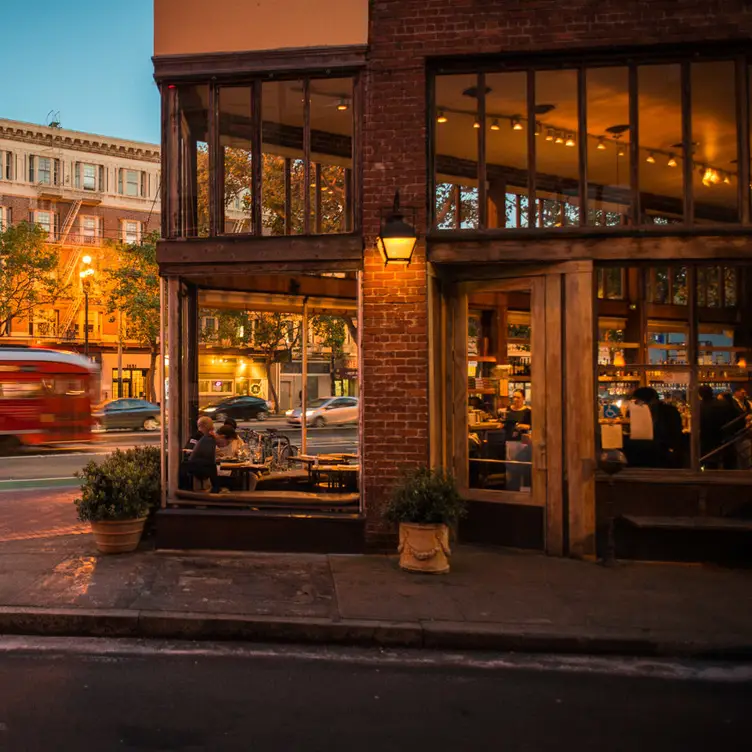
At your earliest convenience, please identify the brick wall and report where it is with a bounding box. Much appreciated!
[360,0,752,544]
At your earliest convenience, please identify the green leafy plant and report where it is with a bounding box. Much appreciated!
[383,467,466,526]
[74,446,161,523]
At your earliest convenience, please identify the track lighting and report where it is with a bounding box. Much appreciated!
[437,110,447,124]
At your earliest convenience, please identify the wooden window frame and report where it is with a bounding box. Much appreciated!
[429,43,752,235]
[163,68,362,241]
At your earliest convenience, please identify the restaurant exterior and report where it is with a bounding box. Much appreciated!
[153,0,752,560]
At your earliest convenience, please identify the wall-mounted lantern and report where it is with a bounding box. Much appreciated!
[376,190,418,266]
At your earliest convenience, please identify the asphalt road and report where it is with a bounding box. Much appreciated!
[0,422,358,487]
[0,639,749,751]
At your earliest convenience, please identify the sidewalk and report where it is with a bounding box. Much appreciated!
[1,489,751,657]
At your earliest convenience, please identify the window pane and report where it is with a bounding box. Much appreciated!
[262,80,304,236]
[219,86,253,234]
[178,84,210,237]
[535,69,579,227]
[692,61,738,223]
[485,71,528,229]
[468,290,533,492]
[638,65,683,224]
[309,77,353,233]
[587,67,630,225]
[434,74,480,229]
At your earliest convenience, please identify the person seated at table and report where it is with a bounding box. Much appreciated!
[216,424,243,460]
[503,390,531,440]
[185,415,220,493]
[223,417,238,430]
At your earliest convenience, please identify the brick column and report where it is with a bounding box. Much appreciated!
[361,34,430,550]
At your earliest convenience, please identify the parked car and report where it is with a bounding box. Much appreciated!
[200,396,272,423]
[93,398,161,431]
[286,396,359,428]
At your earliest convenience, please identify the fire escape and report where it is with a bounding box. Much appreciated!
[57,200,85,339]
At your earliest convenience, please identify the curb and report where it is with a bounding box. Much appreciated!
[1,606,751,659]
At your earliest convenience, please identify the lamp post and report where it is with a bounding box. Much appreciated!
[376,190,418,266]
[79,255,95,358]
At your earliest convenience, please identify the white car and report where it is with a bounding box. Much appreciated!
[286,396,359,428]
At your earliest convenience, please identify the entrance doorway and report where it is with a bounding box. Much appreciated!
[113,368,148,399]
[440,273,565,554]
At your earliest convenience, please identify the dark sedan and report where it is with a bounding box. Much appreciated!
[200,396,271,423]
[93,398,161,431]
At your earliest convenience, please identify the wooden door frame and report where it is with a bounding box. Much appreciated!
[440,273,565,555]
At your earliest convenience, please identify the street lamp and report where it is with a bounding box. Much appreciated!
[79,256,95,357]
[376,190,418,266]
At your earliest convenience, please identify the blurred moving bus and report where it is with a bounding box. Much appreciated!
[0,348,99,451]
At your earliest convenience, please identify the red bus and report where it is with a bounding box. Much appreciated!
[0,347,99,451]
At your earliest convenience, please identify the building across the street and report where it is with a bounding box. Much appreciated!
[153,0,752,560]
[0,118,162,400]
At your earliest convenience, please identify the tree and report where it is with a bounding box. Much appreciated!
[311,315,348,395]
[105,233,161,403]
[0,222,63,337]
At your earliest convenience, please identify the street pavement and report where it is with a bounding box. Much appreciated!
[0,422,357,488]
[0,638,749,751]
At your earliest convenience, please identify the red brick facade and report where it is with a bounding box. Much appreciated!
[360,0,752,542]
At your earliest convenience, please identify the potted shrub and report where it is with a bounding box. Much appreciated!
[383,467,466,574]
[75,446,161,554]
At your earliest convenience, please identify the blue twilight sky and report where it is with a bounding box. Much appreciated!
[0,0,159,144]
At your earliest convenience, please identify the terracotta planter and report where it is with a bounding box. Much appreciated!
[90,517,147,554]
[398,522,451,574]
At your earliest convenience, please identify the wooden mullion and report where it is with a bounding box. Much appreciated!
[208,83,221,236]
[284,157,292,235]
[688,266,700,470]
[454,184,462,229]
[251,81,263,236]
[352,73,362,233]
[526,69,537,228]
[736,56,750,224]
[427,70,437,230]
[163,85,180,239]
[681,61,694,225]
[628,63,640,225]
[477,73,488,229]
[577,67,588,226]
[344,167,353,232]
[303,78,311,235]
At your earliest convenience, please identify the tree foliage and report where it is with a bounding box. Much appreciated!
[0,222,64,337]
[105,233,161,402]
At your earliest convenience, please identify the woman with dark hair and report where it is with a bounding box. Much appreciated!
[503,389,531,441]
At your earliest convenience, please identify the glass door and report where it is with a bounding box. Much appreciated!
[457,277,548,510]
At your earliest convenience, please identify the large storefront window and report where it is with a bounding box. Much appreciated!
[173,75,357,239]
[597,264,752,471]
[432,52,748,231]
[173,273,360,504]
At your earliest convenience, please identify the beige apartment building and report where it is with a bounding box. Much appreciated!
[0,117,161,400]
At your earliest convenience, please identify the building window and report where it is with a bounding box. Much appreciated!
[597,264,751,472]
[432,53,746,232]
[119,169,142,197]
[122,219,142,244]
[172,75,357,239]
[80,216,100,245]
[0,207,6,231]
[29,156,59,185]
[34,211,56,240]
[83,164,97,191]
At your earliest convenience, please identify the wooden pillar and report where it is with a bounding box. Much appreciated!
[284,157,292,236]
[166,277,181,499]
[301,297,308,455]
[159,277,167,508]
[564,264,596,557]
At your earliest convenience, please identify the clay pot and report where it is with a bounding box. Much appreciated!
[90,518,147,554]
[397,522,451,574]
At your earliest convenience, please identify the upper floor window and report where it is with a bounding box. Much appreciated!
[170,75,357,239]
[432,53,749,232]
[0,206,7,230]
[80,216,100,245]
[0,151,10,180]
[74,162,103,192]
[122,219,142,244]
[34,210,57,240]
[29,156,59,185]
[117,168,148,197]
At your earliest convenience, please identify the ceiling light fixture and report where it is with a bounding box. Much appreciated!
[490,119,500,131]
[437,110,448,124]
[473,119,481,129]
[565,133,576,147]
[337,99,349,111]
[667,154,677,167]
[723,173,731,185]
[511,117,524,131]
[546,128,555,142]
[597,138,607,151]
[555,132,564,144]
[534,121,541,136]
[646,152,656,164]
